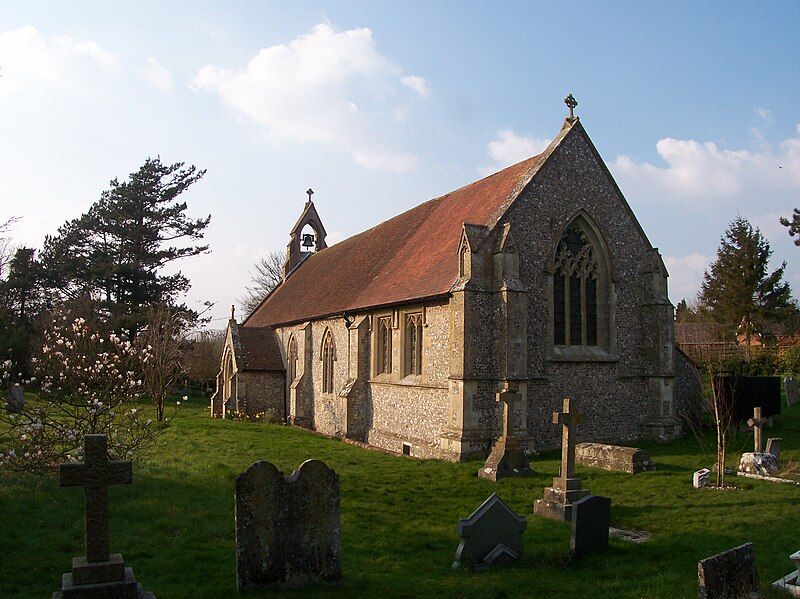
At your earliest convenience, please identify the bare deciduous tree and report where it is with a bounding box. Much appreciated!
[240,250,285,315]
[183,329,224,391]
[136,306,187,421]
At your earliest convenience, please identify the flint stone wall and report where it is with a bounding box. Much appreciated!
[238,371,285,419]
[575,442,654,474]
[235,459,341,590]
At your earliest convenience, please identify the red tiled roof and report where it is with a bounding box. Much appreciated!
[236,326,284,371]
[245,151,551,328]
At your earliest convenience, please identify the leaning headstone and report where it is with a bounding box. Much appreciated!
[53,434,155,598]
[766,437,782,460]
[7,383,24,412]
[772,549,800,596]
[479,384,534,481]
[570,495,610,558]
[693,468,711,489]
[698,542,758,599]
[785,376,799,408]
[453,493,527,571]
[534,398,589,521]
[235,459,341,591]
[575,442,655,474]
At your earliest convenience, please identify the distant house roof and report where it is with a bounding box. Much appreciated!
[234,325,284,371]
[244,127,569,328]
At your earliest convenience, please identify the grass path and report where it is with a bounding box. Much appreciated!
[1,396,798,598]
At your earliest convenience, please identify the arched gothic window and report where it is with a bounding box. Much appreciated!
[376,317,392,375]
[287,337,298,382]
[404,313,423,376]
[553,223,600,347]
[321,330,335,394]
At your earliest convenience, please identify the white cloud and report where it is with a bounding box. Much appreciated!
[664,252,712,302]
[140,56,173,92]
[192,23,422,172]
[0,26,119,97]
[611,128,800,205]
[479,130,550,175]
[401,75,429,98]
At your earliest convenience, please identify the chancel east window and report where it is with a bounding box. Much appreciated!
[376,317,392,375]
[287,337,298,382]
[404,313,423,376]
[553,224,599,346]
[321,330,334,394]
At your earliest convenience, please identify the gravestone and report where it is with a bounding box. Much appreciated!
[7,383,24,412]
[53,434,155,598]
[570,494,610,558]
[698,542,758,599]
[575,442,655,474]
[534,398,589,521]
[453,493,527,571]
[478,384,534,481]
[766,437,782,460]
[785,376,799,408]
[693,468,711,489]
[772,549,800,596]
[235,459,341,591]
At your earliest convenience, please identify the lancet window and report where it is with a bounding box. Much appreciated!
[321,330,335,394]
[404,313,423,376]
[553,224,599,347]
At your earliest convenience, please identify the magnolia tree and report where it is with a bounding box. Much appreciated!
[0,313,169,474]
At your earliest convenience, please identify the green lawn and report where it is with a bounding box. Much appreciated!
[1,396,798,598]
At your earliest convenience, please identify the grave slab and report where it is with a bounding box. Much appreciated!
[771,550,800,597]
[235,459,341,591]
[570,495,611,558]
[453,493,526,571]
[698,542,758,599]
[575,442,655,474]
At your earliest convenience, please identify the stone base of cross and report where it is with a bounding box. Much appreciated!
[478,384,535,482]
[52,434,156,599]
[534,397,591,522]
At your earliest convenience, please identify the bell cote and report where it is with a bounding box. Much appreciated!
[284,189,328,279]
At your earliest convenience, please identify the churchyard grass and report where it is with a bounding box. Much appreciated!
[1,393,798,598]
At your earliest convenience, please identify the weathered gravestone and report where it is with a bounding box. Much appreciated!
[766,437,782,460]
[7,382,24,412]
[575,442,655,474]
[785,376,799,408]
[235,459,341,591]
[479,384,534,481]
[698,542,758,599]
[772,549,800,596]
[53,434,155,598]
[693,468,711,489]
[570,494,611,558]
[739,407,779,476]
[534,398,589,522]
[453,493,527,571]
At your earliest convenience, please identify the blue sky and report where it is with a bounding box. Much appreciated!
[1,1,798,327]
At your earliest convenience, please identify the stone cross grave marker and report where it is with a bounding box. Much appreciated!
[453,493,527,572]
[747,406,768,453]
[478,384,533,481]
[534,397,590,521]
[60,434,132,563]
[235,459,341,591]
[570,494,611,558]
[54,434,154,598]
[698,542,758,599]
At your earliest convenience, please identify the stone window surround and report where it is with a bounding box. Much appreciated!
[320,328,336,395]
[404,311,424,378]
[287,335,298,383]
[369,305,430,386]
[545,212,618,362]
[375,315,393,376]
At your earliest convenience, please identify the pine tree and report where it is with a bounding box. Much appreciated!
[780,208,800,247]
[699,216,796,327]
[41,158,209,335]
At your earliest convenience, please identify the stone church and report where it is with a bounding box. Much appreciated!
[211,104,699,460]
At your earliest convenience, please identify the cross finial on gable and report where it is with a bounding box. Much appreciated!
[564,93,578,120]
[231,304,235,321]
[306,188,314,203]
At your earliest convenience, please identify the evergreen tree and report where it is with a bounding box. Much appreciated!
[699,216,796,326]
[780,208,800,247]
[41,158,209,335]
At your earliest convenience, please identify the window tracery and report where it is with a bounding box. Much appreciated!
[553,224,599,347]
